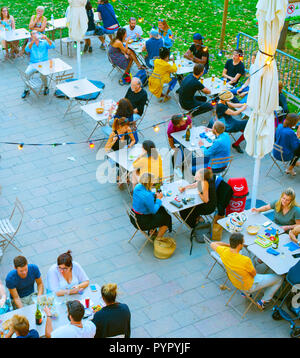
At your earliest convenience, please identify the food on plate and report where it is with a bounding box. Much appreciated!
[247,225,261,235]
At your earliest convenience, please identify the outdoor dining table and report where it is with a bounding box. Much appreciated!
[0,284,104,338]
[127,38,148,66]
[106,143,143,174]
[81,99,116,139]
[56,78,101,117]
[0,28,30,42]
[173,58,194,76]
[202,77,233,96]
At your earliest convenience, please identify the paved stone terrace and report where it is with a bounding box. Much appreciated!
[0,39,299,338]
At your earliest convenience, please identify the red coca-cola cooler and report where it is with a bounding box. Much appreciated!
[226,178,249,215]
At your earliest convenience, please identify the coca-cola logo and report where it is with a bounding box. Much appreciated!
[230,200,243,208]
[233,185,244,192]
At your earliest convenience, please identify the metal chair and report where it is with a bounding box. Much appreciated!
[210,155,234,177]
[125,202,155,256]
[148,71,177,104]
[0,198,24,262]
[107,50,124,78]
[17,67,43,101]
[55,72,74,84]
[266,143,290,176]
[223,264,263,319]
[203,234,227,281]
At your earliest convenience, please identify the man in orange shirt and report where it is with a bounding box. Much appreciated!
[211,233,283,309]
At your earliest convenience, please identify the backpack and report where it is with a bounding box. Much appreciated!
[133,69,149,87]
[119,72,132,86]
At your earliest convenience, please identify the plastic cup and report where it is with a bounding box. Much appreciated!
[49,59,53,68]
[200,77,204,84]
[85,297,90,309]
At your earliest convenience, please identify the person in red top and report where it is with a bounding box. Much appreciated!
[167,114,192,175]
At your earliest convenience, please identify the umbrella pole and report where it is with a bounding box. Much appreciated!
[77,41,81,79]
[250,157,261,209]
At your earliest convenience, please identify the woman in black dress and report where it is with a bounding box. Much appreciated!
[179,168,217,228]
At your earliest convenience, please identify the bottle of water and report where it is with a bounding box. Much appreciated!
[51,14,54,26]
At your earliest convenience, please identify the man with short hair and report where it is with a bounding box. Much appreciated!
[124,17,143,40]
[143,28,164,68]
[178,63,212,117]
[184,33,209,74]
[211,233,284,309]
[124,77,148,118]
[5,256,44,309]
[21,30,55,99]
[222,49,245,86]
[199,121,231,172]
[44,300,96,338]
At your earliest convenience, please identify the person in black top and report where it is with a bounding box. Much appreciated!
[179,168,217,233]
[178,63,212,117]
[92,283,131,338]
[222,49,245,86]
[184,33,209,74]
[125,77,148,118]
[84,1,105,53]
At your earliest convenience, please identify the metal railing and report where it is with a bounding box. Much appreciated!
[236,32,299,109]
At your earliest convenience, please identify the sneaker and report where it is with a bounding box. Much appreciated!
[232,143,244,154]
[88,46,93,53]
[257,299,269,309]
[83,44,89,53]
[21,90,29,99]
[43,87,49,96]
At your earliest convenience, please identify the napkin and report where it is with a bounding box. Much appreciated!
[284,242,300,252]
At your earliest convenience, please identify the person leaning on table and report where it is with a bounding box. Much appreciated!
[4,314,39,338]
[92,283,131,338]
[289,225,300,245]
[44,300,96,338]
[211,233,284,309]
[46,250,89,297]
[5,256,44,310]
[252,188,300,232]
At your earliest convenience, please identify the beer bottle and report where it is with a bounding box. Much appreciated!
[272,230,279,249]
[185,126,191,142]
[35,304,42,325]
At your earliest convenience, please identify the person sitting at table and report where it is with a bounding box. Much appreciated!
[179,168,217,234]
[143,28,164,69]
[5,256,44,309]
[0,279,8,314]
[289,225,300,245]
[131,140,163,188]
[184,33,209,74]
[198,121,231,173]
[84,0,105,53]
[46,250,89,297]
[211,233,284,309]
[252,188,300,232]
[131,172,172,239]
[208,90,247,154]
[222,48,245,86]
[230,52,256,103]
[158,19,173,49]
[0,7,19,59]
[108,28,145,84]
[274,113,300,176]
[178,63,212,117]
[92,283,131,338]
[44,300,96,338]
[97,0,119,46]
[29,6,47,34]
[124,77,148,120]
[4,314,39,338]
[21,31,55,99]
[148,46,177,103]
[124,17,143,41]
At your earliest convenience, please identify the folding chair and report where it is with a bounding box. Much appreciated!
[223,264,263,319]
[0,198,24,262]
[107,50,124,78]
[148,71,177,104]
[210,156,233,177]
[17,68,43,101]
[135,99,150,131]
[125,202,155,256]
[266,143,289,176]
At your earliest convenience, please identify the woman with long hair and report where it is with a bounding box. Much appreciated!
[158,19,173,48]
[0,7,19,58]
[252,188,300,232]
[84,0,105,53]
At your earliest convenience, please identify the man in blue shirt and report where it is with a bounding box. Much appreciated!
[199,121,231,172]
[142,29,164,68]
[21,30,55,99]
[6,256,44,309]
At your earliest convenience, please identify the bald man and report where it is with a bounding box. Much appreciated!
[125,77,148,118]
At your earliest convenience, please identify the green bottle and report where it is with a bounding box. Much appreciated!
[272,230,279,249]
[35,304,42,325]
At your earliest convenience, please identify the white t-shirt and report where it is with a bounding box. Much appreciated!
[124,24,143,40]
[51,321,96,338]
[46,261,89,293]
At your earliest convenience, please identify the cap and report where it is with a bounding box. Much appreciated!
[150,28,159,37]
[219,90,234,102]
[193,33,204,41]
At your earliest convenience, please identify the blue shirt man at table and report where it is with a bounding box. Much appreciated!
[5,255,44,309]
[21,30,55,99]
[143,28,164,68]
[198,121,231,173]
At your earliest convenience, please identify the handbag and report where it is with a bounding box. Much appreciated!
[212,214,224,241]
[154,237,176,259]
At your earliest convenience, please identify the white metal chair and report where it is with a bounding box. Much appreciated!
[18,67,43,101]
[266,143,290,176]
[0,198,24,262]
[148,71,177,104]
[210,155,234,177]
[107,50,124,78]
[203,234,227,281]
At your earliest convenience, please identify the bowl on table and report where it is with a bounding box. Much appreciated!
[96,107,104,114]
[247,225,261,235]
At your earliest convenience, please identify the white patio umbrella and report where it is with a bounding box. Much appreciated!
[244,0,288,208]
[66,0,88,78]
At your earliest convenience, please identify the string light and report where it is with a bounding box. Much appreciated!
[153,125,160,132]
[203,47,208,52]
[211,99,217,106]
[138,17,144,23]
[89,141,95,149]
[18,143,24,150]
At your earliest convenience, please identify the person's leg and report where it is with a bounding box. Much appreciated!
[279,93,289,113]
[287,145,300,174]
[124,57,133,74]
[163,78,178,101]
[24,65,37,91]
[157,225,168,238]
[131,170,139,189]
[229,118,248,153]
[40,74,49,93]
[2,40,9,58]
[191,99,213,117]
[127,48,142,68]
[248,273,284,303]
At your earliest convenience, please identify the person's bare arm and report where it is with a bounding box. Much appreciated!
[44,306,53,338]
[251,204,271,213]
[237,77,250,93]
[168,136,175,149]
[36,277,44,296]
[222,68,233,81]
[116,40,129,56]
[179,182,197,192]
[39,17,47,32]
[105,132,118,152]
[11,16,16,30]
[98,12,102,22]
[128,131,136,148]
[41,34,52,46]
[210,241,230,251]
[4,328,14,338]
[29,15,36,30]
[229,73,242,85]
[201,87,211,95]
[9,288,22,309]
[198,180,209,203]
[224,106,246,116]
[184,49,193,61]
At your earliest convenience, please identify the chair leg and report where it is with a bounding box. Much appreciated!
[128,229,138,243]
[225,288,238,306]
[206,261,217,278]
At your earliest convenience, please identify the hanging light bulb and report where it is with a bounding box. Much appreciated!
[202,46,208,52]
[153,125,160,132]
[18,143,24,150]
[211,99,217,106]
[239,55,244,61]
[89,141,95,149]
[138,17,144,23]
[74,43,77,49]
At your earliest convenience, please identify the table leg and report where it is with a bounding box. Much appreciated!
[88,123,100,140]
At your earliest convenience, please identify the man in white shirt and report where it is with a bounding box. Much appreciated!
[44,300,96,338]
[124,17,143,40]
